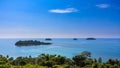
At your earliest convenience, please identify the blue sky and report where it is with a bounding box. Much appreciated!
[0,0,120,38]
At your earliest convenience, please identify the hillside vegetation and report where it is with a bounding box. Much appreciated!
[0,51,120,68]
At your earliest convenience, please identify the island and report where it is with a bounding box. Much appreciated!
[15,40,52,46]
[45,38,52,41]
[73,38,78,40]
[86,38,96,40]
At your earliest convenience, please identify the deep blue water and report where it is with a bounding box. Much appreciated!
[0,38,120,61]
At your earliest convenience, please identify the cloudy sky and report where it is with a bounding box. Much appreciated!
[0,0,120,38]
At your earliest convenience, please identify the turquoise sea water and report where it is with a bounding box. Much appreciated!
[0,38,120,61]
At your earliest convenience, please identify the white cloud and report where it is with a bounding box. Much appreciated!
[96,4,109,8]
[49,8,78,13]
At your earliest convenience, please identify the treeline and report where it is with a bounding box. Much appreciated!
[0,51,120,68]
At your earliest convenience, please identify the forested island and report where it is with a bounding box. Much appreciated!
[73,38,78,40]
[45,38,52,41]
[0,51,120,68]
[15,40,52,46]
[86,38,96,40]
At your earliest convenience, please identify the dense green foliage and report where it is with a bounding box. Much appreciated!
[15,40,52,46]
[0,51,120,68]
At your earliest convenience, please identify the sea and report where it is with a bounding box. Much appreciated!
[0,38,120,61]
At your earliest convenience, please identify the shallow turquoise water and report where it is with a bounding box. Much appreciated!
[0,38,120,61]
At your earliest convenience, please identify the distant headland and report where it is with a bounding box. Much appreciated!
[15,40,52,46]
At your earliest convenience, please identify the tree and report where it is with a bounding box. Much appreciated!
[19,60,27,66]
[93,58,97,63]
[105,64,111,68]
[114,64,120,68]
[85,58,93,65]
[72,55,86,66]
[55,56,66,65]
[72,51,91,67]
[6,55,9,59]
[107,59,115,65]
[81,51,91,58]
[0,55,3,58]
[43,61,53,67]
[99,64,105,68]
[92,63,98,68]
[98,57,102,63]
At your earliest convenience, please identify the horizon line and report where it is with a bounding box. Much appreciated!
[0,37,120,39]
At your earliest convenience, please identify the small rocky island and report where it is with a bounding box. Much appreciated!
[45,38,52,41]
[73,38,78,40]
[15,40,52,46]
[86,38,96,40]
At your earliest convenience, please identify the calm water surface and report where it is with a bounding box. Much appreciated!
[0,38,120,61]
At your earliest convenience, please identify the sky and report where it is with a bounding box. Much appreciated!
[0,0,120,38]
